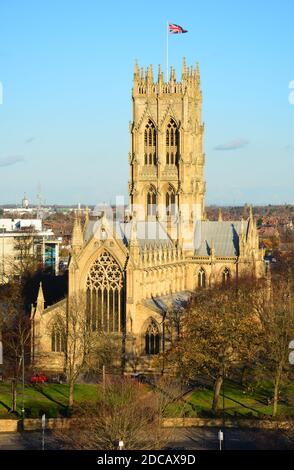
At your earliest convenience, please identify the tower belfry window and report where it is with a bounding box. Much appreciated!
[144,120,156,165]
[166,119,178,165]
[166,185,176,216]
[147,186,157,216]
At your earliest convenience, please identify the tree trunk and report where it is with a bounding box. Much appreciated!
[272,363,283,417]
[212,375,223,413]
[68,379,75,408]
[240,365,247,387]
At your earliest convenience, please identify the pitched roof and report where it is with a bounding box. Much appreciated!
[84,220,97,244]
[117,220,173,249]
[144,290,192,314]
[83,217,173,250]
[194,220,249,257]
[84,217,248,257]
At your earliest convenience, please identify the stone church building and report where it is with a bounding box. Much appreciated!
[31,59,265,374]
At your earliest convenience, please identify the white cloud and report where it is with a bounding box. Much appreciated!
[0,155,25,167]
[214,139,249,151]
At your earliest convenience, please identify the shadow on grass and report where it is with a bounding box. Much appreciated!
[42,384,70,400]
[0,400,11,412]
[182,384,271,419]
[31,385,68,409]
[24,399,70,418]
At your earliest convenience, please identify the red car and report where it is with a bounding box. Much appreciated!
[31,373,48,384]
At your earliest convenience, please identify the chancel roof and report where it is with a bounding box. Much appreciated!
[194,220,248,257]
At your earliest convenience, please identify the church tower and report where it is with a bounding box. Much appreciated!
[129,58,206,247]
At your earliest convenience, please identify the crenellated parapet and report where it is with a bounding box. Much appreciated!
[133,58,201,100]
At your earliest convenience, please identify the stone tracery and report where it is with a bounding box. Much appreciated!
[86,251,124,333]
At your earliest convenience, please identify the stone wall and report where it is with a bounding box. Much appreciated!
[162,417,293,430]
[0,417,292,433]
[0,419,19,433]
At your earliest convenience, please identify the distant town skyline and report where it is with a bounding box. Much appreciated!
[0,0,294,205]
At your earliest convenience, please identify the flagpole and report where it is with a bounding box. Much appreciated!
[166,20,169,81]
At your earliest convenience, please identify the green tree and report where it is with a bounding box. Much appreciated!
[172,281,264,413]
[258,279,294,417]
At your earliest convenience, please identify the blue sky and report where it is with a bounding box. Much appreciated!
[0,0,294,206]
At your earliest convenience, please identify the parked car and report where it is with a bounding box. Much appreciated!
[31,373,48,384]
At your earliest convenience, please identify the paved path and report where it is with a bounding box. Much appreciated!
[0,432,57,450]
[0,433,27,450]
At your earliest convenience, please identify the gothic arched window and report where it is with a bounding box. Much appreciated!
[166,119,179,165]
[166,185,176,216]
[198,268,206,288]
[86,251,124,333]
[51,327,65,353]
[144,119,156,165]
[145,320,160,355]
[147,185,157,216]
[222,267,230,285]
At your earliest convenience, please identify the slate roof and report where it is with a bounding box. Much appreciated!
[84,217,248,257]
[84,220,97,244]
[84,218,173,249]
[117,220,173,249]
[144,290,192,314]
[194,220,248,257]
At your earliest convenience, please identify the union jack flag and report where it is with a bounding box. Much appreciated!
[169,23,188,34]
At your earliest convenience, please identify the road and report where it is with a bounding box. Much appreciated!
[0,427,293,450]
[169,427,294,450]
[0,431,58,450]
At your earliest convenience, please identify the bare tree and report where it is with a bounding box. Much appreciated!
[53,292,91,407]
[5,234,41,281]
[0,282,31,412]
[53,291,121,407]
[55,377,171,450]
[0,282,30,380]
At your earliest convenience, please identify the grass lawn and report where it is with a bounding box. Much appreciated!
[1,379,293,420]
[165,381,294,419]
[0,382,101,419]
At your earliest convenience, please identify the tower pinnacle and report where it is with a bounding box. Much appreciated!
[72,211,83,253]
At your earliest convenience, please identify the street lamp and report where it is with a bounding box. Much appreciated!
[41,414,46,450]
[218,354,226,451]
[1,225,5,284]
[21,342,25,417]
[0,333,3,383]
[218,429,224,451]
[222,358,225,431]
[289,340,294,365]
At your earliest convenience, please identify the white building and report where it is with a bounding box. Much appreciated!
[0,218,42,232]
[0,219,60,284]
